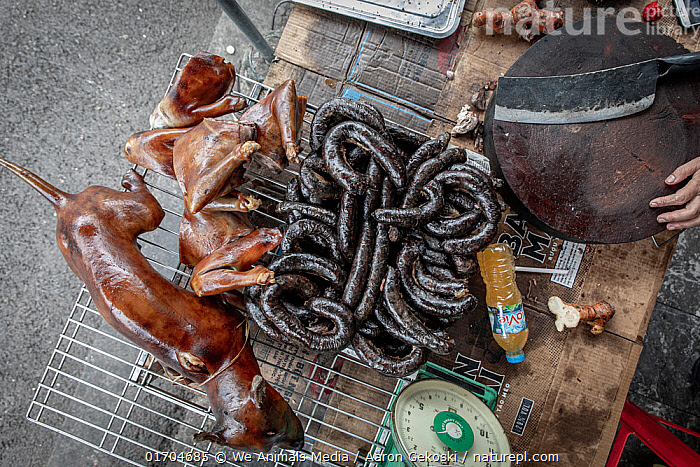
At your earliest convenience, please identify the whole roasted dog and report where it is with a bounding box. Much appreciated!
[0,158,303,452]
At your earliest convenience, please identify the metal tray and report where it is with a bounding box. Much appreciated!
[25,53,488,466]
[294,0,466,38]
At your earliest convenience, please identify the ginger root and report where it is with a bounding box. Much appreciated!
[473,0,564,41]
[548,296,615,335]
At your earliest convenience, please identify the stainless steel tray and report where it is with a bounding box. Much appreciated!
[25,53,488,466]
[294,0,466,38]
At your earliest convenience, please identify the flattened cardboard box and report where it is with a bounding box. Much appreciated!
[276,3,469,116]
[267,3,679,464]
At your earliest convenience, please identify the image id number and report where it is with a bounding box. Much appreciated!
[145,451,212,463]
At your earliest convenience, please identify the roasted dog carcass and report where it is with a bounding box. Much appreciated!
[0,158,304,452]
[241,79,307,171]
[150,51,247,129]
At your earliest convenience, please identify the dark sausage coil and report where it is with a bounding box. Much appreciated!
[245,98,501,377]
[324,121,405,193]
[259,274,354,352]
[310,98,387,152]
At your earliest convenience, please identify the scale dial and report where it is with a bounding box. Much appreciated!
[390,379,511,467]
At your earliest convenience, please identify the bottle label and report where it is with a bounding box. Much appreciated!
[488,302,527,335]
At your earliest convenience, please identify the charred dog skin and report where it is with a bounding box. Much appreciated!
[240,79,307,170]
[0,158,304,452]
[124,127,191,179]
[173,119,259,214]
[178,208,254,267]
[310,98,387,152]
[150,51,247,129]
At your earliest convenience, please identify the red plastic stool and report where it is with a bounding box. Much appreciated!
[606,398,700,467]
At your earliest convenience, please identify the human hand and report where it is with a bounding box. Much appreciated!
[650,157,700,230]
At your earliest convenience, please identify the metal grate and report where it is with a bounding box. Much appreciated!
[26,53,489,467]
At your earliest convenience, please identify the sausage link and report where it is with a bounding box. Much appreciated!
[260,275,353,351]
[397,239,476,318]
[441,192,500,255]
[387,125,430,155]
[337,192,360,263]
[414,258,469,298]
[269,253,347,293]
[421,247,451,268]
[352,333,428,377]
[299,154,341,201]
[354,178,394,323]
[373,180,443,227]
[285,177,304,224]
[244,285,293,344]
[406,132,451,178]
[277,201,338,225]
[402,148,469,208]
[310,98,387,152]
[451,254,479,277]
[342,160,382,308]
[357,316,382,338]
[383,267,455,355]
[324,121,405,193]
[423,209,482,238]
[281,219,344,264]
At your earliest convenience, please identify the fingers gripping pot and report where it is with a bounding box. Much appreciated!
[0,158,304,453]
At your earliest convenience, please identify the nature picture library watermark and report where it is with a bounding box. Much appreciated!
[480,4,700,39]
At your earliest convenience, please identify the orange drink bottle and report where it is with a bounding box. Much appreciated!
[476,243,528,363]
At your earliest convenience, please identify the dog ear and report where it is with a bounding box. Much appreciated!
[250,375,266,409]
[177,352,209,374]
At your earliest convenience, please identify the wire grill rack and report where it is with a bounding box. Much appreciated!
[26,53,489,467]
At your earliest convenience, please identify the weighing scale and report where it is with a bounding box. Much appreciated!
[372,363,512,467]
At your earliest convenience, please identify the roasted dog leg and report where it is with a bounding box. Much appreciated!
[0,158,304,452]
[124,127,191,178]
[190,228,282,297]
[241,79,307,171]
[179,208,255,267]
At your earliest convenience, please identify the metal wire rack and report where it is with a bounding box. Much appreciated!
[26,53,489,467]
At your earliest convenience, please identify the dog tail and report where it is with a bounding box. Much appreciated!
[0,157,70,208]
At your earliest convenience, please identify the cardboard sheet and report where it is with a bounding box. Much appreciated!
[264,2,684,464]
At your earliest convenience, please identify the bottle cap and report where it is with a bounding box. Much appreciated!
[506,353,525,363]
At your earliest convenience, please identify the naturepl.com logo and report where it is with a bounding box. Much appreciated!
[473,451,559,464]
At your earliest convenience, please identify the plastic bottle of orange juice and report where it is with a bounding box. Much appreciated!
[476,243,528,363]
